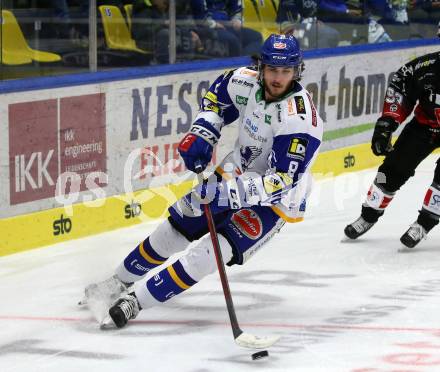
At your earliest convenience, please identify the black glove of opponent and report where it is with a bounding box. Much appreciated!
[371,117,398,156]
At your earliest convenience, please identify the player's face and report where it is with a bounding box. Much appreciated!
[262,65,296,101]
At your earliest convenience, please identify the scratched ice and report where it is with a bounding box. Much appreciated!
[2,155,440,372]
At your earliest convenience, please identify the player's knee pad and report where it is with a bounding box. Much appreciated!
[421,182,440,218]
[179,234,233,281]
[150,219,190,258]
[364,181,395,211]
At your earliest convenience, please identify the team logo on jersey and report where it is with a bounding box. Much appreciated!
[236,95,248,105]
[231,209,263,240]
[240,146,262,170]
[287,137,308,160]
[294,96,306,114]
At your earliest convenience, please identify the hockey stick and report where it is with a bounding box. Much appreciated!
[195,164,280,349]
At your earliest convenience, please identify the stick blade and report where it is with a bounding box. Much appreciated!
[235,332,280,349]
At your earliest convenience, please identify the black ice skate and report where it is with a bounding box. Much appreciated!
[400,222,427,248]
[108,293,140,328]
[344,216,376,239]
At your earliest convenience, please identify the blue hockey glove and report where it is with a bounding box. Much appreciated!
[178,119,220,172]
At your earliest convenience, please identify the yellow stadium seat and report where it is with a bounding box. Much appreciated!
[243,0,280,40]
[1,10,61,65]
[124,4,133,31]
[99,5,148,54]
[259,0,279,22]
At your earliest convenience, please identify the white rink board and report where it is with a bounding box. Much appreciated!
[0,44,438,219]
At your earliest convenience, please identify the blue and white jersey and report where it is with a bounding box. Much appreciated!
[194,66,323,222]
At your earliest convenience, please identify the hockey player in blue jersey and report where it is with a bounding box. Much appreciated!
[82,34,323,328]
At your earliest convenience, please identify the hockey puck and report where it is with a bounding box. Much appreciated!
[251,350,269,360]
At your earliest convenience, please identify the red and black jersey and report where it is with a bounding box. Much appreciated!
[381,51,440,129]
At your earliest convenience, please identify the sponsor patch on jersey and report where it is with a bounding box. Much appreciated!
[262,171,292,194]
[276,103,282,122]
[265,114,271,125]
[287,137,308,160]
[231,209,263,240]
[231,78,254,88]
[287,98,296,116]
[306,93,318,127]
[299,198,307,212]
[294,96,306,114]
[278,171,293,186]
[414,59,435,70]
[263,175,283,194]
[241,68,258,77]
[390,104,398,112]
[236,95,248,105]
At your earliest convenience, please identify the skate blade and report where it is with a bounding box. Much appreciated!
[100,316,114,329]
[340,235,353,243]
[397,245,414,253]
[78,298,88,306]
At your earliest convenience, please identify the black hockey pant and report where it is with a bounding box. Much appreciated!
[376,119,440,193]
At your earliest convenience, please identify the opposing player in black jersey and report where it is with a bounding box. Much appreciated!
[344,47,440,248]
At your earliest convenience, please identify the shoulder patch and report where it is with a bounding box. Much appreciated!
[287,98,296,116]
[240,68,258,77]
[294,96,306,114]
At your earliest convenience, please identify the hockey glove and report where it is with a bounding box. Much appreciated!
[183,177,248,216]
[189,171,294,214]
[178,119,220,173]
[371,118,398,156]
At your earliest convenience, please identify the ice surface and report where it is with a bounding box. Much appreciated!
[1,155,440,372]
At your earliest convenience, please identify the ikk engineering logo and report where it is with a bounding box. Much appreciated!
[9,94,107,205]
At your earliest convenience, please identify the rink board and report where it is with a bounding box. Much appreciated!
[1,40,439,256]
[0,142,389,256]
